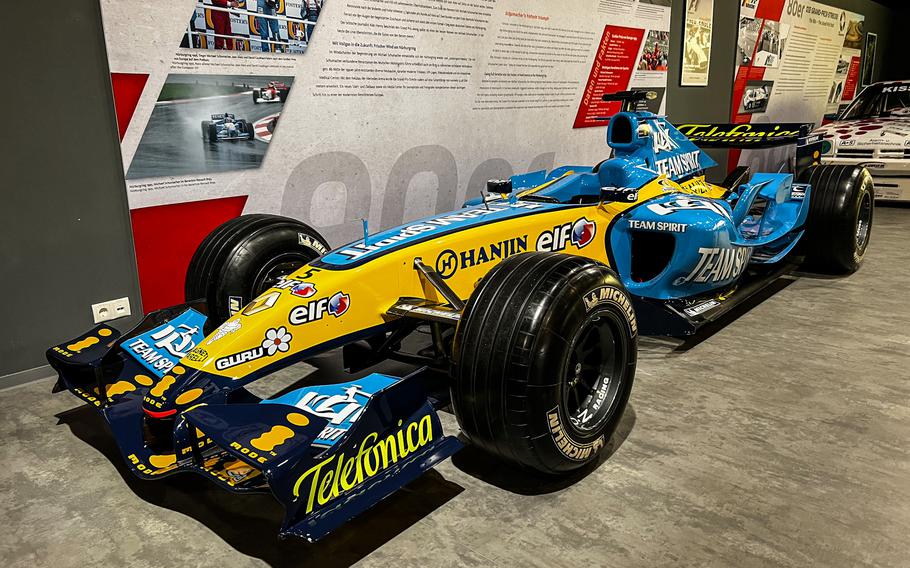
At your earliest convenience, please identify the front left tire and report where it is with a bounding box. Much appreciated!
[185,214,331,325]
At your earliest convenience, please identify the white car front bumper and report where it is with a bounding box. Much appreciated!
[821,155,910,201]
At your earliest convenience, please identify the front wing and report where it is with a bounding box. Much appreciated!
[46,305,461,541]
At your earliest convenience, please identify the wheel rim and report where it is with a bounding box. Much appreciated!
[562,312,626,434]
[855,192,872,252]
[251,252,315,297]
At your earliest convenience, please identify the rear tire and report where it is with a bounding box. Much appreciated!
[241,120,255,140]
[452,253,637,474]
[201,120,212,142]
[207,123,219,143]
[797,164,874,273]
[185,215,330,325]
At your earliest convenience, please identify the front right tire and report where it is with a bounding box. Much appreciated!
[452,253,637,474]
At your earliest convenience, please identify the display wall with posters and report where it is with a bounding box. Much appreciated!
[731,0,865,171]
[102,0,671,313]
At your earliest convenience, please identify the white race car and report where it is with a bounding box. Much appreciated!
[252,81,290,104]
[814,81,910,201]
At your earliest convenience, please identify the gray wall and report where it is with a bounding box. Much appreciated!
[0,1,142,379]
[666,0,899,182]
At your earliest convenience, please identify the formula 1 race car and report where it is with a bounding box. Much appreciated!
[252,81,290,104]
[201,113,255,142]
[48,91,873,541]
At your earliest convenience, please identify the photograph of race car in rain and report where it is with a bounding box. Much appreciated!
[49,91,874,542]
[126,74,294,179]
[252,81,290,104]
[814,80,910,201]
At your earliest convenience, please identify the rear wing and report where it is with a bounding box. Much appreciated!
[674,122,823,178]
[674,123,813,149]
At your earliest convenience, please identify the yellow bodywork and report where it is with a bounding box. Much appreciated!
[181,174,726,379]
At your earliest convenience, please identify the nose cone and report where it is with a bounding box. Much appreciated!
[141,365,208,418]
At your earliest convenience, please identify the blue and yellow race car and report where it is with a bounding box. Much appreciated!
[48,91,873,541]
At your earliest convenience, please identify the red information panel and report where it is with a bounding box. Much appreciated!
[573,25,645,128]
[842,56,861,101]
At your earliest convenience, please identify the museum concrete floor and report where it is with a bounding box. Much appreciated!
[2,206,909,568]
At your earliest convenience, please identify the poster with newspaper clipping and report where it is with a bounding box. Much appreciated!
[682,0,714,86]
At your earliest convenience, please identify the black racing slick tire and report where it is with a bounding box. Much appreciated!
[185,214,331,325]
[797,164,874,274]
[452,252,638,474]
[201,120,212,142]
[208,123,219,143]
[252,89,261,104]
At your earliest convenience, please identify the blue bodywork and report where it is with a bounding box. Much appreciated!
[466,111,814,306]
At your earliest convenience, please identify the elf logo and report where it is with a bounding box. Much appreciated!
[289,292,350,325]
[537,218,596,252]
[290,282,317,298]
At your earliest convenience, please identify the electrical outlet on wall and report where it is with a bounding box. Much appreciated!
[92,297,131,323]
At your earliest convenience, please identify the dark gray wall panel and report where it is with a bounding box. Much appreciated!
[0,1,142,377]
[666,0,742,181]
